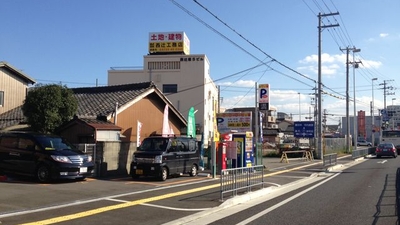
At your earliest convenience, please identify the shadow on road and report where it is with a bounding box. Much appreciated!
[372,168,400,225]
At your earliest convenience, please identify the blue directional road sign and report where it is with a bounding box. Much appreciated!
[294,121,315,138]
[381,109,390,122]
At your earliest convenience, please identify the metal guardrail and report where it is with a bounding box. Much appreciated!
[323,153,337,167]
[220,165,264,201]
[352,148,369,159]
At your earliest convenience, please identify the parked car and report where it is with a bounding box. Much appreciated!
[376,142,398,158]
[357,140,372,147]
[130,136,200,181]
[0,131,94,182]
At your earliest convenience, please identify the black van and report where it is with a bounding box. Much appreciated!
[0,131,94,182]
[130,136,200,181]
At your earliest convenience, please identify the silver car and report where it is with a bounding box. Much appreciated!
[357,140,372,147]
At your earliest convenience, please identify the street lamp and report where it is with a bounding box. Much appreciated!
[392,98,397,130]
[352,48,361,147]
[371,78,377,146]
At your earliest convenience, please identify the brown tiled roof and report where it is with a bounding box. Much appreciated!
[0,106,25,129]
[78,117,122,130]
[72,82,154,118]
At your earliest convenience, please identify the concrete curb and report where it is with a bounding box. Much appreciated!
[197,173,211,177]
[325,164,344,172]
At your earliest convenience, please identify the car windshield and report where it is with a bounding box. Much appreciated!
[36,136,74,151]
[139,138,170,152]
[378,143,393,148]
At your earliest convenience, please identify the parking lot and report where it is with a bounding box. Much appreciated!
[0,155,356,225]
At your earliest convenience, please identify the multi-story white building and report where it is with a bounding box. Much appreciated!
[108,32,218,146]
[387,105,400,130]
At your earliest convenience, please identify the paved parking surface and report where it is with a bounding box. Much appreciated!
[0,154,357,224]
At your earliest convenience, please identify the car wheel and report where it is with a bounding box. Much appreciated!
[189,164,198,177]
[131,174,140,180]
[159,167,168,181]
[377,155,381,158]
[36,165,51,183]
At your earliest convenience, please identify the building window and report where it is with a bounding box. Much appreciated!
[148,61,180,70]
[163,84,178,93]
[0,91,4,107]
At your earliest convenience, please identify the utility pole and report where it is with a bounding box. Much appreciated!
[371,78,377,146]
[352,48,361,146]
[317,12,339,159]
[340,46,360,152]
[341,47,351,153]
[380,80,395,110]
[379,80,395,133]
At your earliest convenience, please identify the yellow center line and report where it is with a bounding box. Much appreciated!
[20,162,322,225]
[19,183,220,225]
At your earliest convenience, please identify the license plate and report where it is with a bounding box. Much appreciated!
[80,167,87,173]
[136,169,143,175]
[383,149,388,151]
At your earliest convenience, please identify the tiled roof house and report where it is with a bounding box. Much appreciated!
[60,81,187,143]
[0,82,187,144]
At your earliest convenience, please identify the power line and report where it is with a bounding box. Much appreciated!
[191,0,317,85]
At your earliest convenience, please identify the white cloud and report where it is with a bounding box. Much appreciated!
[221,95,254,108]
[359,59,382,69]
[298,53,345,77]
[380,33,389,38]
[299,53,383,76]
[217,79,255,88]
[299,53,344,64]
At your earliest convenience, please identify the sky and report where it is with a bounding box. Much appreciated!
[1,0,399,125]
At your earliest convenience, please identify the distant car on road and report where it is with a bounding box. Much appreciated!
[357,140,372,147]
[376,142,398,158]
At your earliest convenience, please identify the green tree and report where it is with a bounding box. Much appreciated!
[22,84,78,133]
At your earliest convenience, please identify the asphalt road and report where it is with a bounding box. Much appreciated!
[175,155,400,225]
[0,155,357,225]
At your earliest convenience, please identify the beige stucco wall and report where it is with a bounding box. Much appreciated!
[108,54,218,146]
[0,68,29,114]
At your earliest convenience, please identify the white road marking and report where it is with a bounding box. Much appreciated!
[141,203,210,211]
[105,198,211,211]
[236,173,341,225]
[377,160,387,164]
[263,182,281,187]
[0,179,216,219]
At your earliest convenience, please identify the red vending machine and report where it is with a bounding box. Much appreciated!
[217,142,227,173]
[216,133,232,173]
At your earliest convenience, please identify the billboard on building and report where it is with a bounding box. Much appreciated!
[217,112,252,133]
[358,110,366,139]
[258,84,269,110]
[148,32,190,55]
